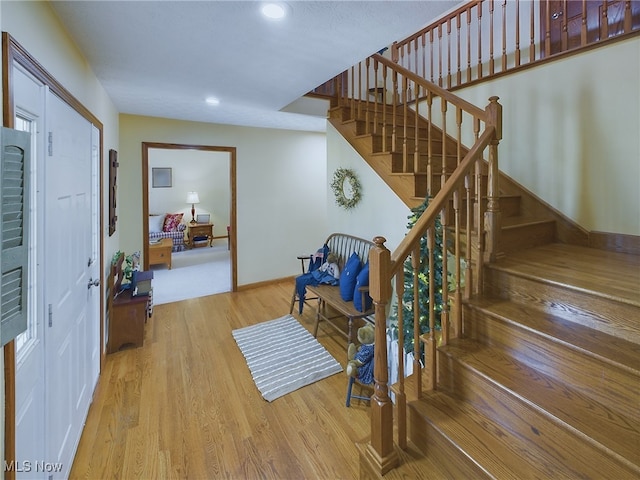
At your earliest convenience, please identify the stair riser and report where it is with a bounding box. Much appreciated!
[500,221,556,252]
[369,133,447,153]
[437,350,639,477]
[484,268,640,344]
[464,306,640,423]
[408,408,491,479]
[413,174,488,199]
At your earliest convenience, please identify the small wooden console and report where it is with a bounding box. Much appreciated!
[107,253,152,354]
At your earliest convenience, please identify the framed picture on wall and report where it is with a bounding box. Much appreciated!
[152,167,172,188]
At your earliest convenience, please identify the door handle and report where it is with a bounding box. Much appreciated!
[87,278,100,289]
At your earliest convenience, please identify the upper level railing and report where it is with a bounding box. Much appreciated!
[391,0,640,89]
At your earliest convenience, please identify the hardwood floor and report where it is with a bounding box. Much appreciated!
[70,281,374,479]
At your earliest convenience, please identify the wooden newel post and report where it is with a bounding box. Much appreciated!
[484,96,503,263]
[366,236,399,475]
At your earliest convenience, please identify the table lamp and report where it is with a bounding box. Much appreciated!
[186,191,200,223]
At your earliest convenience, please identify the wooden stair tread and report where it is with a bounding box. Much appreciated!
[491,243,640,306]
[440,338,640,467]
[466,297,640,375]
[411,386,637,478]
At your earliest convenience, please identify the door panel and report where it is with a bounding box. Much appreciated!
[44,91,93,479]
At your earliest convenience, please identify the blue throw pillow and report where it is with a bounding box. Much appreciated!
[353,262,372,312]
[340,252,362,301]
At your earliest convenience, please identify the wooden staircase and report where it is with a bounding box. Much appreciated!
[328,101,640,478]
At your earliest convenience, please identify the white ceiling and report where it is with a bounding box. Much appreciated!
[49,1,459,132]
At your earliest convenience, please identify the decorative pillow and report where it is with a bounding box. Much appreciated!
[339,252,362,301]
[162,213,184,232]
[353,262,372,312]
[149,214,165,233]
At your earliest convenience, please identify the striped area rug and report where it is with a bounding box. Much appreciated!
[232,314,343,402]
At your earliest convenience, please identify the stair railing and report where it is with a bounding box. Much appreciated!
[333,54,502,475]
[391,0,640,90]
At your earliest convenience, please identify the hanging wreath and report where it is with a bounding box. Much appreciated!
[331,168,362,210]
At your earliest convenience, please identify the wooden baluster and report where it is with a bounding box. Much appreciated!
[421,33,427,80]
[515,0,521,66]
[467,7,473,82]
[477,0,483,79]
[394,273,407,449]
[474,117,483,295]
[447,18,452,88]
[365,58,371,135]
[382,64,388,152]
[406,39,412,86]
[484,96,503,264]
[373,60,379,136]
[430,29,435,83]
[438,23,443,86]
[456,13,462,86]
[544,0,551,57]
[426,92,434,198]
[624,0,632,33]
[411,246,422,395]
[357,61,363,121]
[530,0,536,61]
[391,41,399,63]
[464,170,473,301]
[414,83,420,175]
[454,106,463,336]
[441,98,448,189]
[414,37,419,78]
[350,65,356,120]
[367,237,399,475]
[602,0,609,41]
[582,0,588,46]
[440,205,450,346]
[502,0,508,70]
[392,70,398,152]
[561,0,568,51]
[489,0,495,75]
[425,226,436,391]
[453,187,462,338]
[402,76,408,173]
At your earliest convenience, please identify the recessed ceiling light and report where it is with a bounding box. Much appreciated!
[261,3,288,20]
[205,97,220,106]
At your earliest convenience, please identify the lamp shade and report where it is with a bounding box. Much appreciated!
[186,191,200,204]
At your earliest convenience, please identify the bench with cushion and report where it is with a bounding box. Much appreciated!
[294,233,375,346]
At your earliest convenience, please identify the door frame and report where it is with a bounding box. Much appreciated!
[2,32,105,478]
[141,142,237,292]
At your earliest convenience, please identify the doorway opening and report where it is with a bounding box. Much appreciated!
[141,142,237,301]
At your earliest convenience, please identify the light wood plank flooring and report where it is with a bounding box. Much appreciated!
[70,281,375,479]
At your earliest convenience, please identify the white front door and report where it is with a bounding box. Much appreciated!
[44,91,95,479]
[12,62,100,479]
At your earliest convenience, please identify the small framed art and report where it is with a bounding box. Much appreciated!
[152,167,172,188]
[196,214,210,224]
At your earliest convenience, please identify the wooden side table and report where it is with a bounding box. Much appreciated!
[149,238,172,269]
[187,222,214,248]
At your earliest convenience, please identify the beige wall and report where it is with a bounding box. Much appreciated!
[455,37,640,236]
[326,124,410,251]
[119,115,328,286]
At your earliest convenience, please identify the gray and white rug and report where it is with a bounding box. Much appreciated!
[232,314,343,402]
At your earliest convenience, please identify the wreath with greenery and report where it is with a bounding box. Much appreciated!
[330,168,362,210]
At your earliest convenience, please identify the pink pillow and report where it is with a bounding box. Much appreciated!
[162,213,184,232]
